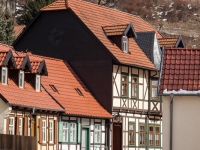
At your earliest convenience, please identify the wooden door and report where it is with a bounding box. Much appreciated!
[113,122,122,150]
[81,128,89,150]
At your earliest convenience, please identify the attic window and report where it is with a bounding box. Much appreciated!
[19,70,24,88]
[2,67,8,85]
[35,75,41,92]
[75,88,83,96]
[50,84,58,92]
[122,36,128,53]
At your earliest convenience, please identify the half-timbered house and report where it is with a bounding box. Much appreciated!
[0,43,64,150]
[159,48,200,150]
[13,0,163,149]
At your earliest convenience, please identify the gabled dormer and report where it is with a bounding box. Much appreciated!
[158,36,185,48]
[102,23,137,53]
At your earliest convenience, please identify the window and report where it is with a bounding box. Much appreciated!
[42,120,46,143]
[19,118,23,135]
[128,122,135,146]
[149,125,160,147]
[2,67,8,85]
[9,117,14,135]
[94,124,101,143]
[49,120,54,143]
[151,79,159,100]
[35,75,41,92]
[149,125,154,146]
[63,122,68,142]
[49,84,58,92]
[155,126,160,146]
[139,124,145,146]
[121,74,128,97]
[122,36,128,53]
[131,77,138,98]
[28,118,30,136]
[60,122,77,143]
[19,71,24,88]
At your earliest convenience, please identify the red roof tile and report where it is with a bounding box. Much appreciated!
[158,37,179,48]
[102,24,129,36]
[14,25,26,38]
[160,48,200,93]
[41,0,162,70]
[39,56,112,118]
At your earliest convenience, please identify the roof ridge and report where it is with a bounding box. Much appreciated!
[165,48,200,51]
[69,0,160,36]
[28,53,64,61]
[0,42,14,49]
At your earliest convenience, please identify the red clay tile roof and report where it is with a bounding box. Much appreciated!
[102,24,129,36]
[41,0,163,70]
[38,55,112,118]
[0,45,63,111]
[14,25,26,38]
[158,37,179,48]
[160,48,200,94]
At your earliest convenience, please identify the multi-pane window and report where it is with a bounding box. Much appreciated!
[61,122,77,143]
[70,123,77,142]
[132,77,138,98]
[121,75,128,97]
[155,126,160,146]
[139,124,145,146]
[35,75,41,92]
[19,71,24,88]
[49,120,54,143]
[63,122,68,142]
[19,118,23,135]
[2,67,8,85]
[9,117,14,135]
[149,126,154,146]
[122,36,128,53]
[94,124,101,143]
[128,122,135,146]
[42,120,46,143]
[148,125,160,147]
[151,80,159,100]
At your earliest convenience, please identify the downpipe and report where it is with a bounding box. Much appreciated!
[170,94,174,150]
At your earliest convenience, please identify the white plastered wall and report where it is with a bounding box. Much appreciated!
[163,96,200,150]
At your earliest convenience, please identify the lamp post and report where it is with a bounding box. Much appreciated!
[114,112,122,122]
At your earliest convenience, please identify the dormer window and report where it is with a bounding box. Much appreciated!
[122,36,128,53]
[35,74,41,92]
[2,67,8,85]
[19,70,24,88]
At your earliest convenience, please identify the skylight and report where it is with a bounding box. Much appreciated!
[49,84,58,92]
[75,88,83,96]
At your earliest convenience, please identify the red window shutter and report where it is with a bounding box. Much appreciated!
[39,118,43,144]
[24,117,28,136]
[54,120,57,144]
[6,118,10,134]
[15,117,19,135]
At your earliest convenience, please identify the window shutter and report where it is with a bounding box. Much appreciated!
[24,117,28,136]
[77,123,81,143]
[15,117,19,135]
[6,118,10,134]
[39,118,43,144]
[54,120,58,144]
[58,121,63,142]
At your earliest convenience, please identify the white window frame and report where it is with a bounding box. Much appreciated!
[19,70,24,88]
[63,122,68,142]
[35,74,41,92]
[2,67,8,85]
[28,118,30,136]
[49,120,54,143]
[94,124,101,143]
[122,36,128,53]
[70,123,77,142]
[19,118,23,135]
[42,120,46,143]
[9,117,15,135]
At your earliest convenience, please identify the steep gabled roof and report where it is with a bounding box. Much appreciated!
[39,55,112,118]
[40,0,162,70]
[159,48,200,94]
[158,36,185,48]
[0,44,63,111]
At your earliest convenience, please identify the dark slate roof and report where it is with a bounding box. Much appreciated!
[135,31,155,63]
